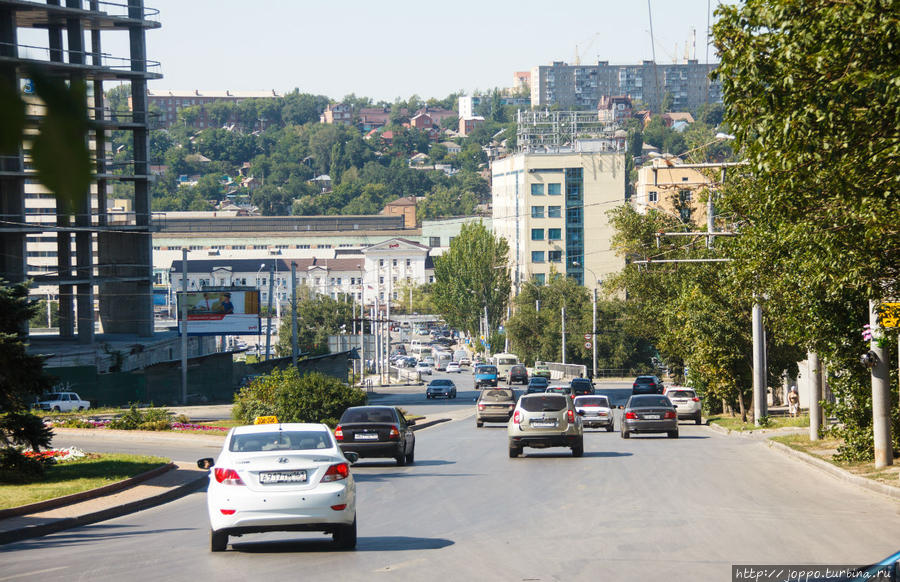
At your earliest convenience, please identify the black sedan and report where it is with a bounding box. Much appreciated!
[525,376,550,394]
[621,395,678,439]
[335,406,416,465]
[632,375,664,395]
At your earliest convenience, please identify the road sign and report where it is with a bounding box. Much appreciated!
[584,342,592,349]
[583,333,592,340]
[880,302,900,328]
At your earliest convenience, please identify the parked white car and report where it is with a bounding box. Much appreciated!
[663,387,703,424]
[35,392,90,412]
[415,361,433,375]
[198,422,358,552]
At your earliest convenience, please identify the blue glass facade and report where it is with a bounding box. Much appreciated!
[565,168,584,285]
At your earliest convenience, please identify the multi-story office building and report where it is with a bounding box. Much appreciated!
[530,60,721,112]
[144,89,282,129]
[491,145,626,293]
[1,0,160,342]
[633,157,714,225]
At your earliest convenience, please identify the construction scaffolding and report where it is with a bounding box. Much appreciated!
[516,110,624,154]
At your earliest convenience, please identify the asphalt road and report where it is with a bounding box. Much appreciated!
[6,376,899,581]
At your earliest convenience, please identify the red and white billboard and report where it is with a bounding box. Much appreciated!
[177,289,261,335]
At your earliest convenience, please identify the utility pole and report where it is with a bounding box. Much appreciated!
[870,300,893,468]
[592,287,597,379]
[265,263,274,361]
[291,263,298,367]
[180,248,188,404]
[386,267,392,383]
[808,351,822,441]
[484,304,490,358]
[561,305,566,364]
[504,305,510,353]
[752,300,767,424]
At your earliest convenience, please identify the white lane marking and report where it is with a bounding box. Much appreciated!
[0,566,68,581]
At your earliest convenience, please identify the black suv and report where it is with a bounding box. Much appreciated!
[570,377,594,397]
[508,364,528,385]
[526,376,550,394]
[632,375,664,395]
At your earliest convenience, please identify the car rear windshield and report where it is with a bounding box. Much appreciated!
[529,377,548,385]
[669,390,696,398]
[477,366,497,374]
[430,380,453,386]
[520,395,568,412]
[635,377,656,384]
[339,408,396,423]
[630,396,671,408]
[230,430,332,452]
[481,389,514,401]
[576,396,609,407]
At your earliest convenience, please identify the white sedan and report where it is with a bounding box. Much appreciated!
[446,361,461,373]
[198,423,358,552]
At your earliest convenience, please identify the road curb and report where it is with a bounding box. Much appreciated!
[0,470,209,545]
[764,439,900,501]
[0,462,177,520]
[411,418,451,431]
[705,422,806,439]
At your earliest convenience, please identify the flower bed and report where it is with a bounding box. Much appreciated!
[21,446,86,463]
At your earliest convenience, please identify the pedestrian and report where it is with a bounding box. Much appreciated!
[788,387,799,417]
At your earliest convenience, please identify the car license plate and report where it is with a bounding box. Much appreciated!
[259,470,307,484]
[531,421,557,428]
[644,414,661,420]
[355,433,378,440]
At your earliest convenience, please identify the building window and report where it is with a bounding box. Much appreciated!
[531,206,544,218]
[549,250,563,262]
[253,245,267,250]
[649,191,658,202]
[429,276,435,283]
[531,229,544,241]
[547,205,561,218]
[336,278,342,285]
[392,259,398,267]
[429,236,440,247]
[379,259,384,267]
[680,189,692,202]
[531,251,545,263]
[548,228,562,240]
[531,183,544,195]
[548,183,561,195]
[534,273,546,285]
[406,259,411,267]
[379,277,384,284]
[682,176,689,182]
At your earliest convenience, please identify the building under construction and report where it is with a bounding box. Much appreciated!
[0,0,160,342]
[515,109,624,154]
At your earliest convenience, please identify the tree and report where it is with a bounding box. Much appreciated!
[713,0,900,456]
[0,282,55,482]
[432,222,510,337]
[417,184,477,221]
[392,282,437,315]
[275,292,354,357]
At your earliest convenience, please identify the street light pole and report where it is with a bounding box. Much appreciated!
[592,287,597,379]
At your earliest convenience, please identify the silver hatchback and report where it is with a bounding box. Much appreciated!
[507,393,584,457]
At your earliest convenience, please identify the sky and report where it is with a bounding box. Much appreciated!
[135,0,733,102]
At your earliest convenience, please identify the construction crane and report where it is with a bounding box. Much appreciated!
[575,32,601,65]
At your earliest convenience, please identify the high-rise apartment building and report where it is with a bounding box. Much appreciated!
[0,0,160,341]
[143,89,282,129]
[491,144,626,294]
[531,60,721,112]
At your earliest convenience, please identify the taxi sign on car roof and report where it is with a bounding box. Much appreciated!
[254,415,279,424]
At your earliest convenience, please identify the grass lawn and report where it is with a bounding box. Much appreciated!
[0,453,170,510]
[771,433,900,487]
[709,414,810,431]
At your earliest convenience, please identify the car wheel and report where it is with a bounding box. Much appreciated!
[668,430,679,438]
[606,423,614,432]
[332,515,357,550]
[571,440,584,457]
[476,420,483,428]
[621,429,630,439]
[53,406,60,412]
[395,450,407,466]
[695,413,702,425]
[77,406,84,411]
[210,529,228,552]
[508,445,521,458]
[405,446,415,465]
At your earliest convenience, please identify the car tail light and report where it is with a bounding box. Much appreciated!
[322,462,350,482]
[219,509,236,515]
[334,425,343,441]
[389,425,400,440]
[513,410,521,424]
[625,411,637,420]
[213,468,245,486]
[330,504,347,511]
[692,397,700,402]
[477,404,485,410]
[566,409,575,423]
[664,410,677,419]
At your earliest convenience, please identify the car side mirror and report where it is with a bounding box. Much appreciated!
[197,457,214,470]
[672,405,678,409]
[344,451,359,463]
[576,410,585,416]
[407,419,416,426]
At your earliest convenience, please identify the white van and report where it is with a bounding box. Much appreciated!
[491,353,519,383]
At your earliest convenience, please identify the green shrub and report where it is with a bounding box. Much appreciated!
[173,413,190,424]
[108,404,171,431]
[0,448,45,483]
[233,369,366,427]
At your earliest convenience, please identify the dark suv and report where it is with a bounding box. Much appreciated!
[570,378,594,397]
[508,364,528,385]
[632,375,664,395]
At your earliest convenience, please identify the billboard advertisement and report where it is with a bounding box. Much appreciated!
[177,288,260,335]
